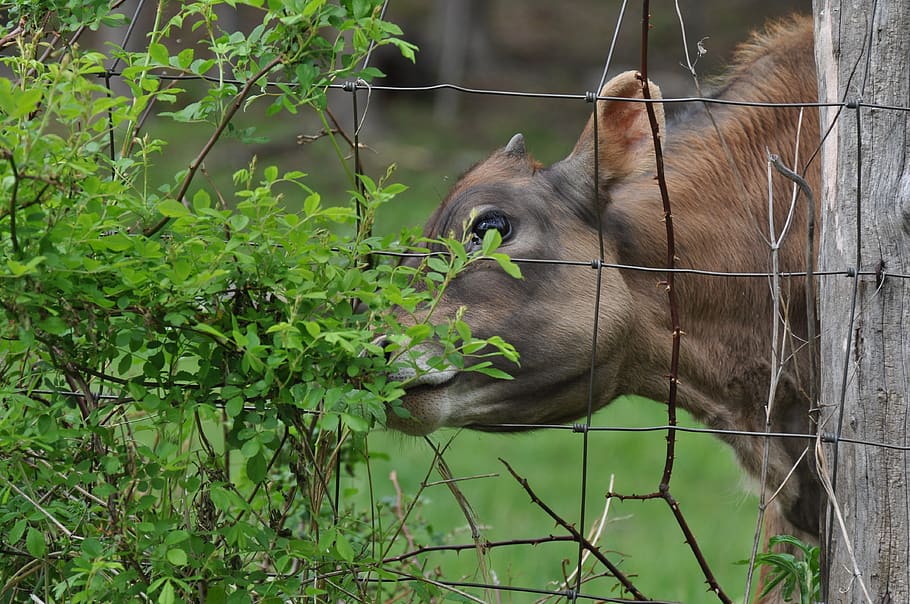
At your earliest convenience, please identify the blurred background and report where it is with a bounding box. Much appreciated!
[85,0,813,600]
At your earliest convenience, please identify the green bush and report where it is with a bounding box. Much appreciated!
[0,2,517,601]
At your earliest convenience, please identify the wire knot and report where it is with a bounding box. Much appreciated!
[584,90,598,103]
[572,423,589,434]
[342,80,359,93]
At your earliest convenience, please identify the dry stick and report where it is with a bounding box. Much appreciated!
[378,437,454,562]
[429,441,498,604]
[769,153,817,411]
[144,55,284,238]
[500,458,648,601]
[639,3,731,603]
[813,437,873,603]
[389,471,416,551]
[543,474,616,604]
[743,149,799,600]
[369,436,464,601]
[0,476,79,540]
[742,151,818,601]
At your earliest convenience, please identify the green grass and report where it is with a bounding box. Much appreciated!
[349,396,759,603]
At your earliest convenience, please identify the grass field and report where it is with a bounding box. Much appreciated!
[348,397,759,603]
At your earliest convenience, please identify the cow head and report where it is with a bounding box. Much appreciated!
[385,71,666,435]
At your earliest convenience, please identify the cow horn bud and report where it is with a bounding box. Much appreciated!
[504,133,526,158]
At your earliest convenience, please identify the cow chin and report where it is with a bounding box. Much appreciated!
[385,380,461,436]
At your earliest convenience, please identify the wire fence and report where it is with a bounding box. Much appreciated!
[335,3,907,603]
[8,0,910,602]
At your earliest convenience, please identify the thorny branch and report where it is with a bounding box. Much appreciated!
[500,458,648,601]
[638,3,731,603]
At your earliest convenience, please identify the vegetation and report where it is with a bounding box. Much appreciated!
[0,1,778,603]
[0,1,518,601]
[749,535,820,604]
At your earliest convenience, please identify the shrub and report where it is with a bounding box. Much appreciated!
[0,1,516,601]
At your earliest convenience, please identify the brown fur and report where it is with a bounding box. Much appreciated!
[389,16,820,596]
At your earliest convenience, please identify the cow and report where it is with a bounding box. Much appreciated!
[384,13,821,581]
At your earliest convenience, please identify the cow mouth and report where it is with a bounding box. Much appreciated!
[405,368,459,389]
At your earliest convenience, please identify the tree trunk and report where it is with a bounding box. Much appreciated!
[813,1,910,602]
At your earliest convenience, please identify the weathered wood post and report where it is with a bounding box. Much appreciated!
[814,1,910,601]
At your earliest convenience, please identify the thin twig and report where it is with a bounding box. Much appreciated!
[814,438,873,603]
[500,458,648,601]
[389,471,415,551]
[144,55,284,237]
[543,475,616,603]
[428,440,497,603]
[0,476,79,540]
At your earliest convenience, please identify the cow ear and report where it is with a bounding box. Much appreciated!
[569,71,665,180]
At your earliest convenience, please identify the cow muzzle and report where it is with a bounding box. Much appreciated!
[369,335,462,433]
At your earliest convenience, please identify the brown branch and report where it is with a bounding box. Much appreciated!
[381,534,578,566]
[0,20,25,49]
[144,55,284,238]
[47,344,93,420]
[640,5,730,602]
[500,458,648,601]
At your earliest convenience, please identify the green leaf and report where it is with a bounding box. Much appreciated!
[6,256,46,277]
[246,452,267,482]
[166,547,187,566]
[480,227,502,255]
[26,527,46,558]
[334,532,354,563]
[10,88,43,119]
[225,396,244,418]
[8,519,27,545]
[158,580,176,604]
[194,323,228,342]
[427,256,449,274]
[157,199,191,218]
[491,253,522,279]
[467,362,513,380]
[98,232,134,252]
[340,412,370,432]
[176,48,194,70]
[149,42,170,66]
[303,193,320,215]
[404,323,431,343]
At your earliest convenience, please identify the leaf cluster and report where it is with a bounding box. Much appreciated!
[747,535,821,604]
[0,1,516,602]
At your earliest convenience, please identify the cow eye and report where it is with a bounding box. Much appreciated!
[469,211,512,250]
